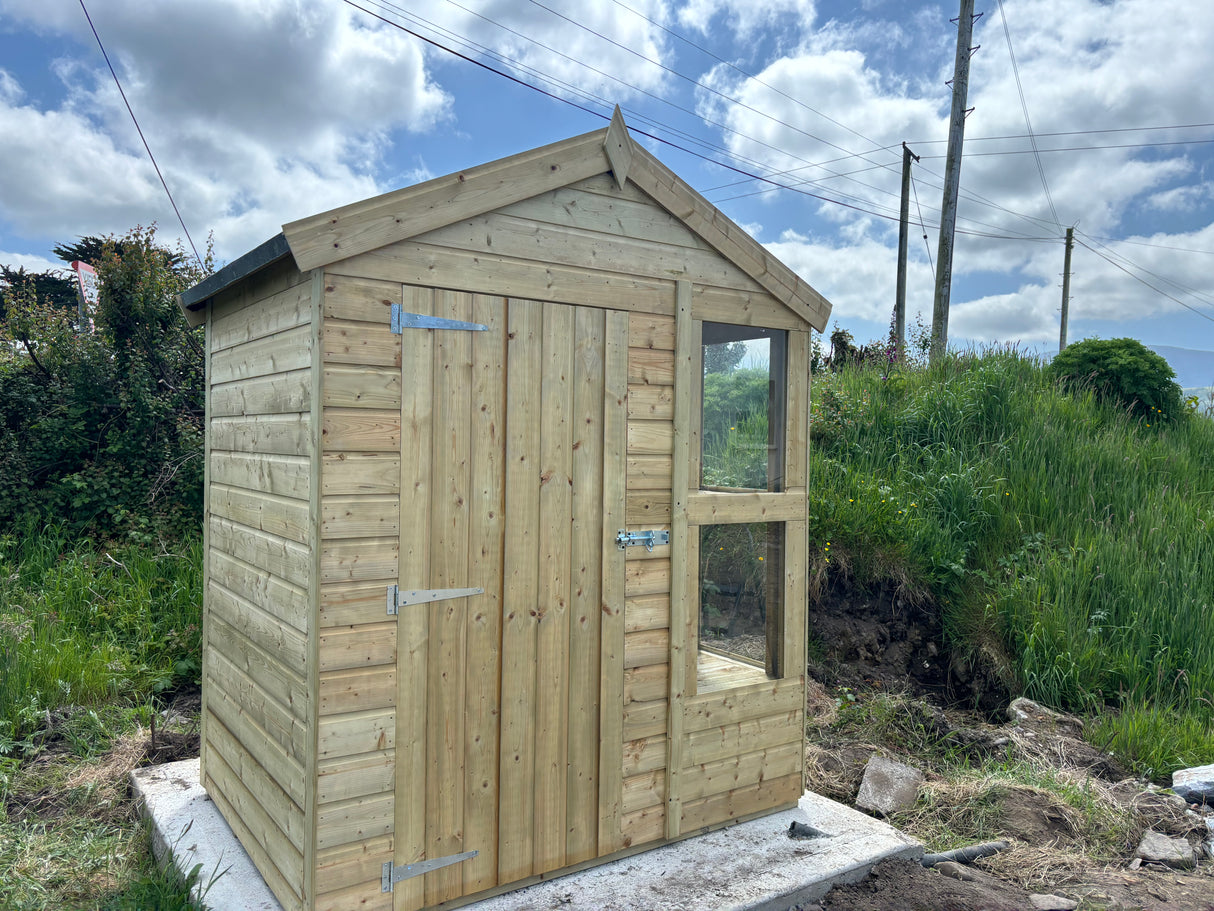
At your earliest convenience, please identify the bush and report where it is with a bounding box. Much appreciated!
[1050,337,1184,422]
[0,227,209,539]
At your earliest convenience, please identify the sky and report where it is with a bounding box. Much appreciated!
[2,0,1214,372]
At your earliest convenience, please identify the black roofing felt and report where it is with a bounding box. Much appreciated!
[178,233,291,312]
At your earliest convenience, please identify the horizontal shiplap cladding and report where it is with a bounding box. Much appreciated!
[209,516,310,588]
[211,369,311,417]
[210,452,310,501]
[209,264,311,352]
[211,324,312,385]
[204,727,305,907]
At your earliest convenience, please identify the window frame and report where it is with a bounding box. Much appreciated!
[683,319,810,696]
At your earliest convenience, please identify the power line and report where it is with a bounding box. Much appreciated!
[911,122,1214,145]
[1079,233,1214,313]
[78,0,202,267]
[417,0,1085,244]
[911,169,935,280]
[346,0,1058,244]
[1076,234,1214,256]
[1075,239,1214,324]
[920,137,1214,157]
[996,0,1061,229]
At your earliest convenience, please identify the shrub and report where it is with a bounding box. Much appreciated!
[1050,337,1184,422]
[0,227,209,539]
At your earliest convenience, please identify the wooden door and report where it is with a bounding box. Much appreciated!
[394,289,629,910]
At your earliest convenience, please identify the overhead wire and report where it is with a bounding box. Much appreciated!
[995,0,1061,229]
[1076,240,1214,324]
[354,0,1208,319]
[911,170,935,280]
[1078,233,1214,314]
[77,0,203,267]
[347,0,1065,244]
[393,0,1066,243]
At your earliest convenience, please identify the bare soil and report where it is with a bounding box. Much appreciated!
[804,584,1214,911]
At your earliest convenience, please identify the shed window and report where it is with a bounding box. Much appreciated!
[700,323,787,492]
[698,522,784,680]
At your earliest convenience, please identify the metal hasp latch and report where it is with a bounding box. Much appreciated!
[382,851,478,892]
[615,529,670,551]
[386,585,484,616]
[390,303,487,334]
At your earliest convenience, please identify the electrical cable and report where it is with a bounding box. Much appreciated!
[1075,240,1214,323]
[77,0,203,268]
[347,0,1063,245]
[996,0,1061,229]
[911,170,935,280]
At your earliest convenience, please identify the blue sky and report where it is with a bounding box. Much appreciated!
[1,0,1213,366]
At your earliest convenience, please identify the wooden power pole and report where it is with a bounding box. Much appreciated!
[930,0,977,365]
[895,142,920,354]
[1059,226,1074,353]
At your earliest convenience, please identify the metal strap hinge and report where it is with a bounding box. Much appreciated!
[615,529,669,551]
[386,585,484,615]
[391,303,487,333]
[382,851,478,891]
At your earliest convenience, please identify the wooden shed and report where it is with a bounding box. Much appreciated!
[177,110,832,911]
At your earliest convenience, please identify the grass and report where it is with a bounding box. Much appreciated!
[0,528,203,909]
[808,348,1214,779]
[0,525,202,746]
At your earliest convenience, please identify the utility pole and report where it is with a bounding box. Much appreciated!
[930,0,978,365]
[895,142,920,355]
[1059,226,1074,353]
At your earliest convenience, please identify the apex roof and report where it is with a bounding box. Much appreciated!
[179,109,831,331]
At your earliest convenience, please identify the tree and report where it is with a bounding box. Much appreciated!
[0,226,211,539]
[0,265,77,321]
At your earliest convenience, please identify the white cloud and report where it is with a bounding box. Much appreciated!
[0,251,63,273]
[695,0,1214,344]
[678,0,817,39]
[0,0,679,261]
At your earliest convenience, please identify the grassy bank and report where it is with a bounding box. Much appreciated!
[0,529,203,909]
[807,348,1214,778]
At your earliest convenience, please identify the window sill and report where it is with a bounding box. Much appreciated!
[696,649,770,694]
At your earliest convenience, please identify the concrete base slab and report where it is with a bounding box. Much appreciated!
[134,758,922,911]
[131,759,281,911]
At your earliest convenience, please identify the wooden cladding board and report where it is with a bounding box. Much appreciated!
[204,259,314,911]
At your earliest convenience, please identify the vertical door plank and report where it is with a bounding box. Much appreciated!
[424,290,473,906]
[566,307,605,865]
[498,299,542,884]
[395,285,433,911]
[596,309,630,854]
[665,282,694,839]
[463,295,506,894]
[534,302,574,874]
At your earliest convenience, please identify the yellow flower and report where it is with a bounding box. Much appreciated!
[758,556,764,561]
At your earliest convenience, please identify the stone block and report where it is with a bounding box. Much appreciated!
[855,755,924,817]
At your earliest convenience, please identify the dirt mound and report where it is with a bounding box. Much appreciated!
[809,582,1012,713]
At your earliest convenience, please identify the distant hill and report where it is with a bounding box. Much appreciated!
[1148,345,1214,393]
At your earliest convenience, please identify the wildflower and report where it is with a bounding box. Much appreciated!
[910,502,917,507]
[758,556,764,561]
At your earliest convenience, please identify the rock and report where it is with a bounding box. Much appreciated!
[855,755,924,816]
[1007,698,1084,736]
[934,861,975,882]
[1172,764,1214,805]
[1029,894,1078,910]
[1136,829,1196,869]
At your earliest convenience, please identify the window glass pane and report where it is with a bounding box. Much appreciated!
[701,323,786,491]
[698,522,784,676]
